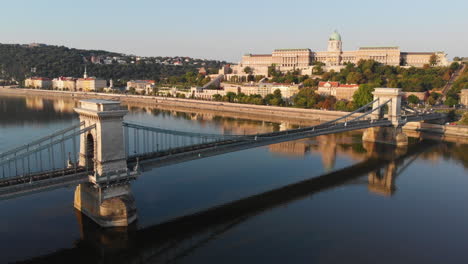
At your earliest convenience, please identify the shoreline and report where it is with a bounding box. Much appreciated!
[0,87,359,123]
[1,87,467,139]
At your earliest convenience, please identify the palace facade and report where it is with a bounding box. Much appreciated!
[231,31,449,76]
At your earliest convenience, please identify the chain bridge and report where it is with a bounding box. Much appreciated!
[0,88,444,227]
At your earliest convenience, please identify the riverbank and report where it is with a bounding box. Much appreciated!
[2,87,467,138]
[403,122,468,139]
[0,87,359,123]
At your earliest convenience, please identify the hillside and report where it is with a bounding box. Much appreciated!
[0,43,227,83]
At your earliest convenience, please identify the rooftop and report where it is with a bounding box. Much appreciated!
[244,54,271,57]
[329,30,341,41]
[359,46,400,50]
[274,48,311,52]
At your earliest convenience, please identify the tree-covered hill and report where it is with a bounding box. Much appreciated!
[0,43,226,83]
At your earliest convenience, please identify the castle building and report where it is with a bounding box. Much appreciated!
[232,31,449,76]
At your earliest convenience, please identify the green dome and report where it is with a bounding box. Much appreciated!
[329,30,341,41]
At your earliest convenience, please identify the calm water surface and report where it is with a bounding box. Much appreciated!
[0,95,467,263]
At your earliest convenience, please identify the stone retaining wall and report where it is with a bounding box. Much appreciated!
[0,87,360,122]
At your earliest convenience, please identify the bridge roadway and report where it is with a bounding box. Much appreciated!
[17,140,436,264]
[0,112,442,200]
[129,113,441,170]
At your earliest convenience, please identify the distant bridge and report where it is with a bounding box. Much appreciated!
[0,88,444,227]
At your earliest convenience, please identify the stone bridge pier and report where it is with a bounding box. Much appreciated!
[74,183,137,227]
[73,100,138,227]
[362,88,408,146]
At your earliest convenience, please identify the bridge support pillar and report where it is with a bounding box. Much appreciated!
[362,126,408,146]
[74,100,135,184]
[369,88,404,126]
[74,183,137,227]
[364,88,408,146]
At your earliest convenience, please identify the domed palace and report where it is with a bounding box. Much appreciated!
[232,31,449,76]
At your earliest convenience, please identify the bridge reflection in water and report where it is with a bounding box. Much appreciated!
[19,140,435,263]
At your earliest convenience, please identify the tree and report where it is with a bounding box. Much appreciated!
[303,78,318,87]
[312,65,324,75]
[212,94,222,101]
[269,89,285,106]
[429,54,438,66]
[268,64,280,77]
[346,72,363,84]
[449,62,460,72]
[293,88,320,108]
[444,96,458,107]
[225,92,236,102]
[427,96,437,105]
[352,84,375,108]
[243,66,253,74]
[407,94,420,105]
[334,100,348,111]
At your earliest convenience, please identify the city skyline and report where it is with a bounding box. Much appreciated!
[1,0,467,62]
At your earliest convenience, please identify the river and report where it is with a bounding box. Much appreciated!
[0,94,468,264]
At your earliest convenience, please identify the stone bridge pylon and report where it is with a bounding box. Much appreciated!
[73,99,138,227]
[362,88,408,146]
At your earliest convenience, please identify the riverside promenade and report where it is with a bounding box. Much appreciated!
[1,87,467,139]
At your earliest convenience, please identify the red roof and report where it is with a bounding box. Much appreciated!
[56,76,76,81]
[318,81,358,88]
[30,77,51,81]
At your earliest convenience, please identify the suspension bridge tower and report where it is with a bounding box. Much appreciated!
[73,99,138,227]
[362,88,408,146]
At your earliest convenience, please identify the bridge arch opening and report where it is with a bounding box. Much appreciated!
[86,133,95,170]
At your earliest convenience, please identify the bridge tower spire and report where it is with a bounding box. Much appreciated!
[363,88,408,146]
[73,99,138,227]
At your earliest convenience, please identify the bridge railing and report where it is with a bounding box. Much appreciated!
[123,121,252,158]
[0,122,84,162]
[0,123,95,180]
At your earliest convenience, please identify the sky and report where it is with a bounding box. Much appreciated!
[1,0,467,62]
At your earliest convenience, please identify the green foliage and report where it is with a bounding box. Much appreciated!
[444,96,458,107]
[212,94,222,101]
[407,94,420,104]
[312,65,324,75]
[313,59,450,92]
[0,44,225,83]
[451,67,468,93]
[243,66,253,74]
[450,62,460,72]
[293,88,320,108]
[459,112,468,125]
[429,54,438,66]
[334,100,348,111]
[353,84,376,108]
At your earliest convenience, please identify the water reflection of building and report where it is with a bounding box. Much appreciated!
[269,132,369,170]
[53,99,76,113]
[25,97,44,110]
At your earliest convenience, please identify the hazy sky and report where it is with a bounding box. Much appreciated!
[1,0,467,62]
